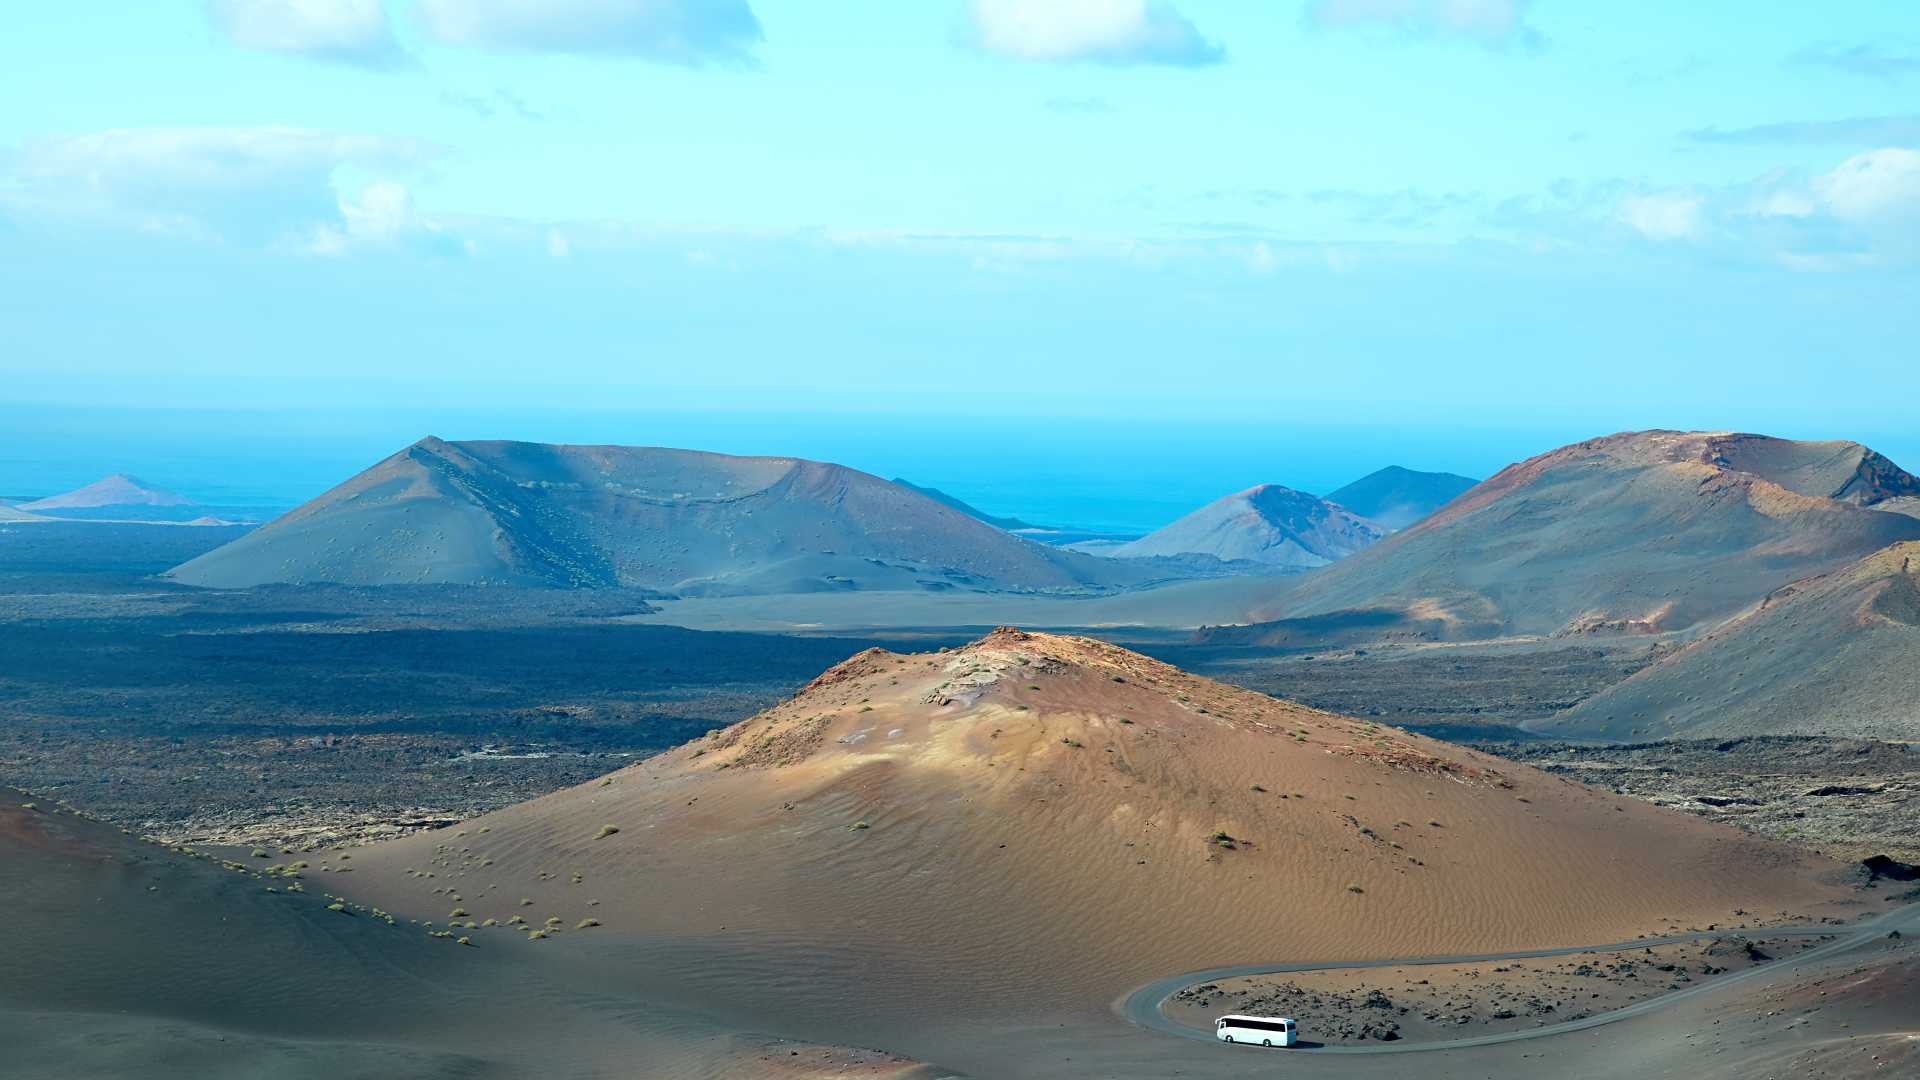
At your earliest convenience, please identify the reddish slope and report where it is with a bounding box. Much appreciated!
[1215,431,1920,643]
[1542,541,1920,740]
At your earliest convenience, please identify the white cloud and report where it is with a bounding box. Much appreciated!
[307,179,472,257]
[337,179,413,241]
[1,126,435,247]
[1618,191,1705,242]
[1817,148,1920,224]
[966,0,1223,66]
[205,0,407,69]
[1306,0,1543,49]
[414,0,763,64]
[1607,149,1920,264]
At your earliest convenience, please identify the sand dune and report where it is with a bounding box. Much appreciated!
[1216,431,1920,644]
[1105,483,1382,568]
[0,791,501,1075]
[168,439,1192,594]
[1325,465,1477,531]
[1543,540,1920,740]
[336,629,1850,1018]
[0,790,939,1079]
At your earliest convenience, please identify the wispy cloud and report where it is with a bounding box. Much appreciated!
[440,88,546,121]
[205,0,409,70]
[414,0,763,65]
[964,0,1224,67]
[1686,114,1920,147]
[1305,0,1544,50]
[1617,191,1706,242]
[1042,95,1116,114]
[1614,149,1920,266]
[1791,42,1920,81]
[0,126,442,250]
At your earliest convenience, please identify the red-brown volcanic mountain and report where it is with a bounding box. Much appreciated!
[1215,431,1920,644]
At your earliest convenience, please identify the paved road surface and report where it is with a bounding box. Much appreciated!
[1122,900,1918,1054]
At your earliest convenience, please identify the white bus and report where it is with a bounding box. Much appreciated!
[1216,1014,1298,1047]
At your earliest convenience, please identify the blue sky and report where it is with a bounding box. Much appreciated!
[2,2,1918,522]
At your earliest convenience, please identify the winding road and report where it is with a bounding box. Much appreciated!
[1122,900,1919,1054]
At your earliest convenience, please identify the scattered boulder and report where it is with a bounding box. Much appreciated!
[1862,854,1920,882]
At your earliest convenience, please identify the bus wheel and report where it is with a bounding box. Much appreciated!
[1262,1039,1272,1047]
[1223,1035,1234,1043]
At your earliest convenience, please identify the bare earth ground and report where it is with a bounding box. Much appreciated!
[11,787,1911,1080]
[1166,934,1834,1044]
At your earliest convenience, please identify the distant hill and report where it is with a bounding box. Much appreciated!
[1104,484,1382,569]
[1210,431,1920,644]
[19,473,194,510]
[1324,465,1477,531]
[892,478,1033,530]
[168,438,1196,594]
[15,474,207,521]
[1540,541,1920,741]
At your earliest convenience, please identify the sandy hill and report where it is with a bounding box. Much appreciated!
[1213,431,1920,644]
[1541,541,1920,741]
[0,791,933,1079]
[1104,484,1382,569]
[167,438,1183,593]
[0,790,497,1076]
[336,629,1847,1019]
[1324,465,1478,531]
